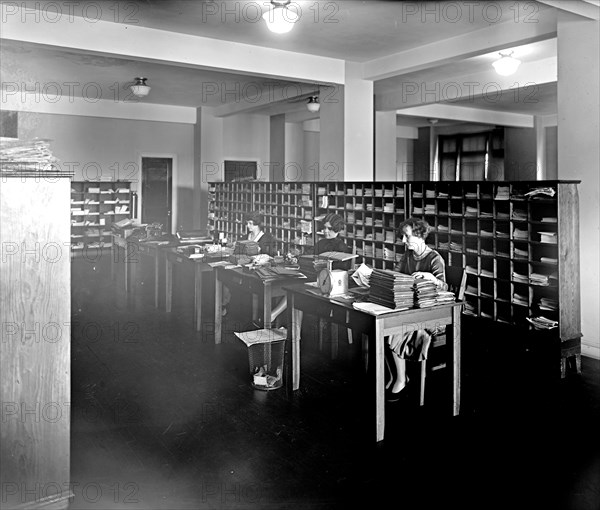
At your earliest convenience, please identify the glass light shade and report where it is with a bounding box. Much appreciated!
[131,78,151,97]
[492,54,521,76]
[262,5,298,34]
[307,97,320,112]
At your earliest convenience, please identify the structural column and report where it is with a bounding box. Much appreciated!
[557,13,600,359]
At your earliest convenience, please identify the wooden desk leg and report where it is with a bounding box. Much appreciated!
[124,245,129,294]
[374,320,385,442]
[111,242,116,281]
[154,255,159,308]
[194,265,202,332]
[215,273,222,345]
[452,307,462,417]
[165,259,173,313]
[292,307,303,391]
[252,294,259,322]
[263,283,271,327]
[331,323,339,359]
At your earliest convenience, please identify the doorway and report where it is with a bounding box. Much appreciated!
[141,157,173,232]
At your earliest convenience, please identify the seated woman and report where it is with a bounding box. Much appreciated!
[222,211,277,316]
[245,211,277,256]
[269,213,352,325]
[386,217,448,401]
[314,213,353,270]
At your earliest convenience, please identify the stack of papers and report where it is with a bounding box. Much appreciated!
[525,187,556,198]
[0,138,60,173]
[368,269,415,310]
[526,316,558,330]
[538,232,557,244]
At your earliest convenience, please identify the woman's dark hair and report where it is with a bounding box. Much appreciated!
[397,217,430,240]
[322,213,345,233]
[244,211,264,230]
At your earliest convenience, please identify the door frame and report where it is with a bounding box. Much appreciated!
[137,153,177,234]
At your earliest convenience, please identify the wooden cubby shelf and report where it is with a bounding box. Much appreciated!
[208,180,581,358]
[70,181,133,256]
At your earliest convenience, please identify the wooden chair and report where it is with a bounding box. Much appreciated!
[419,265,466,406]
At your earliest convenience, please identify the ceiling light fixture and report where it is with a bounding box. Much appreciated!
[130,77,151,97]
[263,0,299,34]
[307,96,320,113]
[492,51,521,76]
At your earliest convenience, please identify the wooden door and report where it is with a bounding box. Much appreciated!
[141,157,172,232]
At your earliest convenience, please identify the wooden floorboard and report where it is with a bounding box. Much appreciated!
[67,256,600,509]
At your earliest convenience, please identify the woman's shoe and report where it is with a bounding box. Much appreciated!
[386,377,409,402]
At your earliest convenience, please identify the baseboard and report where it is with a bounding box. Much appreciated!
[582,343,600,360]
[11,492,73,510]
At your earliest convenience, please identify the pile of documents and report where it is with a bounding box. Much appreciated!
[413,279,438,308]
[526,316,558,330]
[368,269,415,310]
[0,138,60,173]
[525,187,556,198]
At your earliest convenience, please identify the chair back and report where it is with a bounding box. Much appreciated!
[445,265,466,301]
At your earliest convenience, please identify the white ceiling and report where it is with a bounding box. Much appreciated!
[0,0,586,126]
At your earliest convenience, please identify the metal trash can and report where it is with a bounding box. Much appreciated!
[234,328,287,391]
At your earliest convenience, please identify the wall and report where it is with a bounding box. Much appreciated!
[303,131,319,181]
[222,114,269,180]
[545,126,558,180]
[397,138,414,180]
[15,112,194,232]
[285,122,304,182]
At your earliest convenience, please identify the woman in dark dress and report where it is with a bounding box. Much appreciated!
[245,211,277,256]
[387,217,448,400]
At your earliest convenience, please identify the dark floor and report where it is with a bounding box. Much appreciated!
[68,255,600,510]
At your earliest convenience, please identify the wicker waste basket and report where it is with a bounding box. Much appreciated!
[234,328,287,391]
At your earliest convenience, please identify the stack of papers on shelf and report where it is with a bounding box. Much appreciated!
[530,273,550,286]
[465,206,478,216]
[512,271,529,283]
[526,316,558,330]
[513,292,529,306]
[513,227,528,240]
[514,247,528,259]
[539,297,558,311]
[538,232,557,244]
[541,216,557,223]
[480,269,494,278]
[525,187,556,198]
[540,256,558,264]
[512,209,527,220]
[495,186,510,200]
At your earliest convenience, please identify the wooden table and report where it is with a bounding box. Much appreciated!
[137,241,165,308]
[213,266,304,344]
[111,232,139,294]
[164,249,214,332]
[285,284,464,443]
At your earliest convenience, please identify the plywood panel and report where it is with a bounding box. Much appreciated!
[1,176,71,509]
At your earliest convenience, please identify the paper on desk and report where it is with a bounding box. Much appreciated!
[352,263,373,288]
[234,328,287,346]
[352,302,399,316]
[207,260,230,267]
